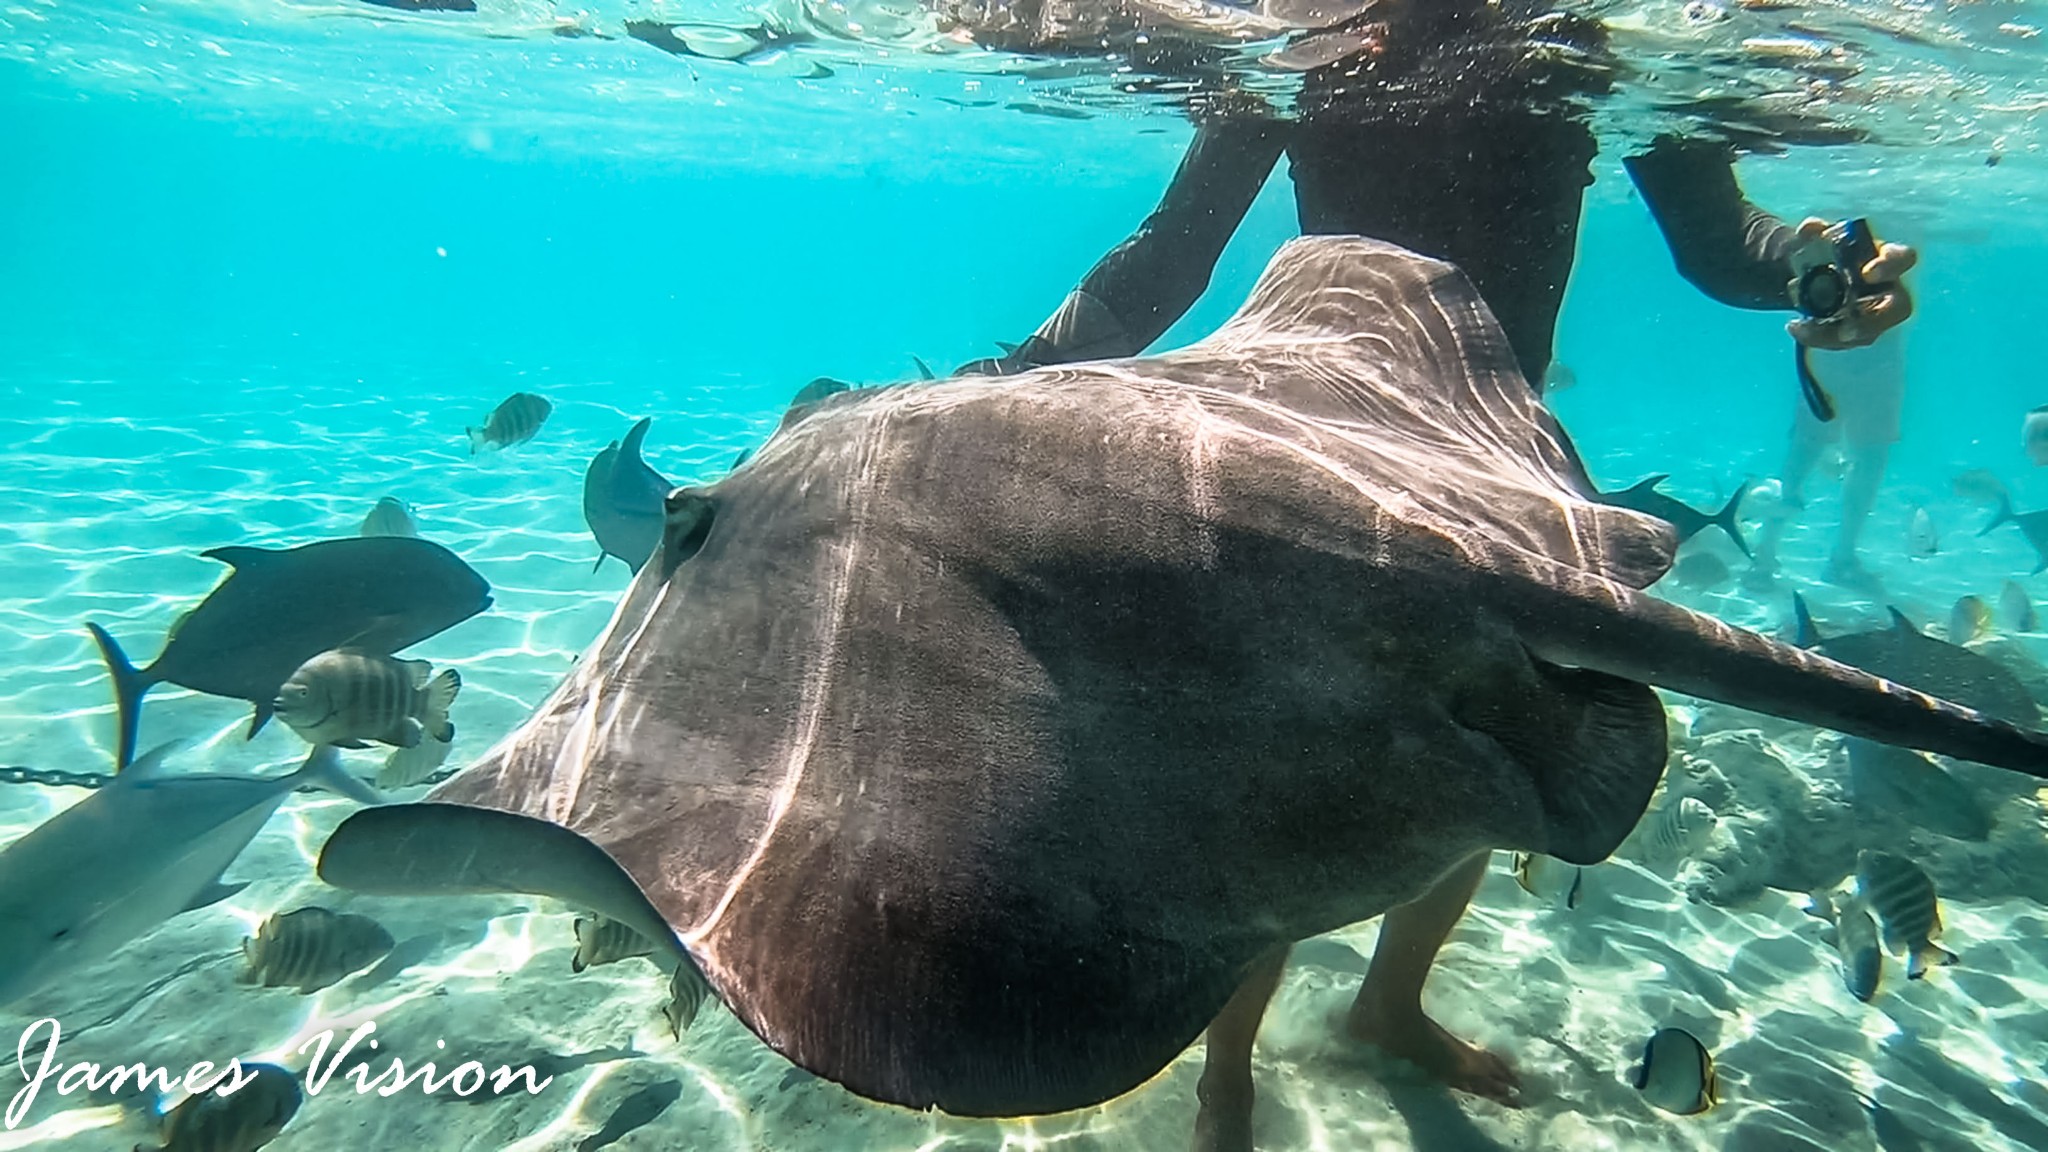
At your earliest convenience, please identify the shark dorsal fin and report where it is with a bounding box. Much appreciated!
[1889,607,1920,635]
[1792,592,1824,647]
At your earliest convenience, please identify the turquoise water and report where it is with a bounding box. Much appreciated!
[9,0,2048,1149]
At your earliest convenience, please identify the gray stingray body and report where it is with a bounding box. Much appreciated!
[584,418,673,574]
[87,537,493,771]
[365,239,2048,1119]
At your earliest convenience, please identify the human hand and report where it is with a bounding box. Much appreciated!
[1787,217,1917,350]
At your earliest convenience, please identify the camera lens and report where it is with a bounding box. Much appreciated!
[1796,265,1850,320]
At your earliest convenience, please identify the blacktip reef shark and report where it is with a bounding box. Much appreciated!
[0,744,383,1008]
[317,238,2048,1126]
[86,536,492,770]
[1593,474,1750,557]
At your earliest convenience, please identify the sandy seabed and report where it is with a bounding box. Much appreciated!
[3,380,2046,1151]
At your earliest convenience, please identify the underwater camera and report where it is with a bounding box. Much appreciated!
[1787,218,1894,423]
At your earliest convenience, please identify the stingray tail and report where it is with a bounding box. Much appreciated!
[86,622,155,773]
[1713,484,1751,558]
[1505,564,2048,778]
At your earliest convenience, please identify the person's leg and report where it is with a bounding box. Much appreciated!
[1345,849,1519,1102]
[1817,336,1904,589]
[1745,417,1830,586]
[1826,441,1890,578]
[1193,946,1290,1152]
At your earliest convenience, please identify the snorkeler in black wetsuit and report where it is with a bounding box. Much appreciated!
[954,6,1919,1150]
[967,1,1916,388]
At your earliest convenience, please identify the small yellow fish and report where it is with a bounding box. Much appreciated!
[1950,595,1993,644]
[467,392,552,455]
[274,650,458,750]
[1645,796,1716,862]
[143,1062,301,1152]
[1632,1027,1719,1115]
[1856,850,1958,979]
[241,906,394,993]
[1512,852,1583,908]
[572,915,656,973]
[663,964,709,1039]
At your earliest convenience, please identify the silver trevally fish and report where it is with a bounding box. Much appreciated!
[0,744,382,1008]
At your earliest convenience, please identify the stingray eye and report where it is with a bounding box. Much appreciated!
[660,490,717,577]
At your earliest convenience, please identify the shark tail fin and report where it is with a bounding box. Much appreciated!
[1792,592,1822,648]
[1713,483,1751,558]
[290,745,387,807]
[422,669,461,741]
[1981,494,2016,538]
[87,622,156,773]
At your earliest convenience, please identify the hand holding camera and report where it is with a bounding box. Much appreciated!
[1785,217,1917,350]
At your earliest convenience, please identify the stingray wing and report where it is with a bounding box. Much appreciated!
[1158,236,1677,589]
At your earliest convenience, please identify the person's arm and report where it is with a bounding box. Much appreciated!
[965,118,1286,374]
[1623,133,1915,350]
[1622,134,1802,310]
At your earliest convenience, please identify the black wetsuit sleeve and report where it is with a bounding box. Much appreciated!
[1623,134,1802,311]
[1066,119,1288,353]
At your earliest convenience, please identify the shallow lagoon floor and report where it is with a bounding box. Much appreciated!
[5,374,2048,1151]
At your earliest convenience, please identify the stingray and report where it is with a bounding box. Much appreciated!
[584,418,674,575]
[732,378,857,472]
[318,238,2048,1120]
[1792,594,2038,725]
[89,536,492,771]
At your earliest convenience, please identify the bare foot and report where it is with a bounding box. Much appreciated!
[1347,997,1522,1105]
[1191,1073,1254,1152]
